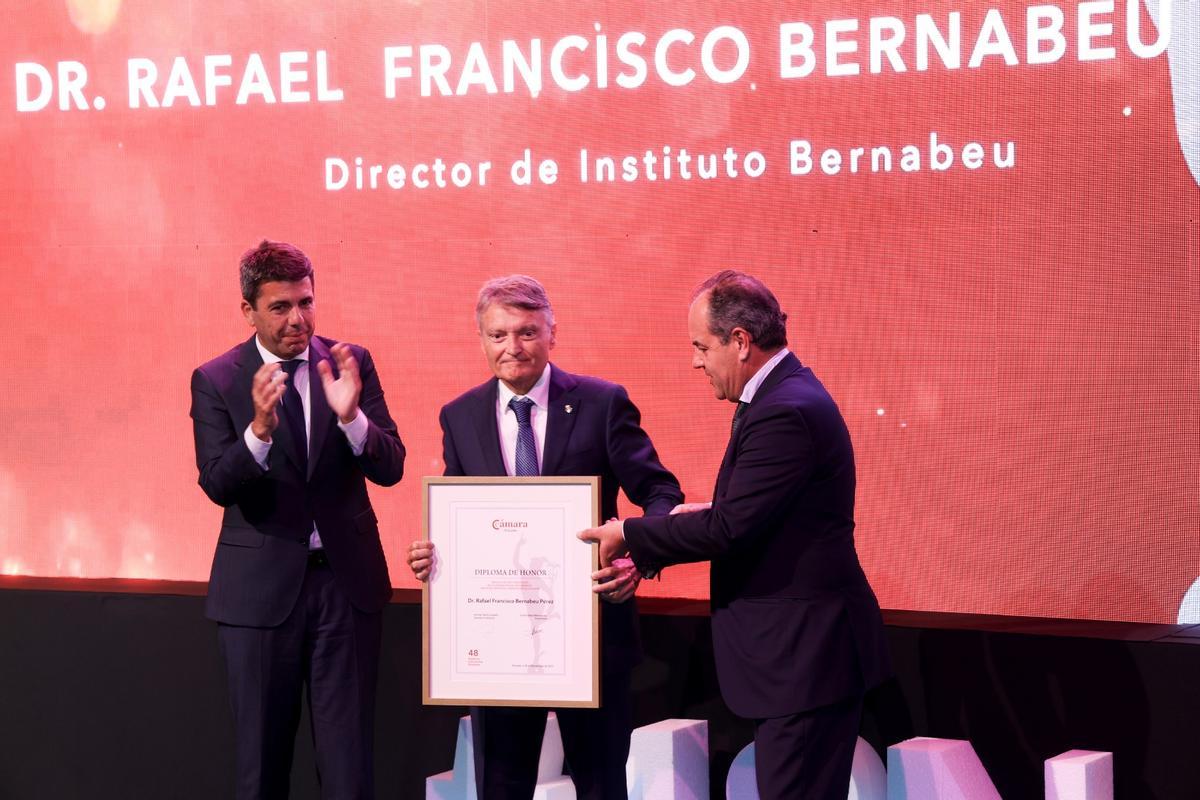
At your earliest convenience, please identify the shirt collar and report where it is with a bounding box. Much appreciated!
[255,336,310,366]
[497,364,552,412]
[740,348,790,404]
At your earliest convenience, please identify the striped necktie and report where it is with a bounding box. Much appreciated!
[508,397,539,476]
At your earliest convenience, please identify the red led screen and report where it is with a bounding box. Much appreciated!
[1,0,1196,623]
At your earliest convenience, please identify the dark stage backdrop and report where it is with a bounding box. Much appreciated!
[0,0,1196,622]
[0,586,1197,799]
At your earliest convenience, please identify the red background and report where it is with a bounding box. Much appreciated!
[1,0,1195,623]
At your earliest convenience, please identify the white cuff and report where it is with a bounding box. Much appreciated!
[243,423,271,469]
[338,410,368,456]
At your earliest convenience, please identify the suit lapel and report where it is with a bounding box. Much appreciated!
[541,365,578,476]
[717,413,741,474]
[715,406,743,498]
[233,336,264,426]
[306,337,334,480]
[714,352,804,495]
[470,380,507,476]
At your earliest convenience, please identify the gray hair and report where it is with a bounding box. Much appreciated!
[693,270,788,350]
[475,275,555,329]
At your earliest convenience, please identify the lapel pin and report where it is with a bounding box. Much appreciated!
[564,404,574,414]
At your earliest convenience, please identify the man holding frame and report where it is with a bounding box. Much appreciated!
[407,275,682,800]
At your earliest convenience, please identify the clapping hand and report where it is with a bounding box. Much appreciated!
[317,343,362,424]
[249,362,287,441]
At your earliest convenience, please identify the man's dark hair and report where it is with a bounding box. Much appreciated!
[239,240,314,306]
[693,270,788,350]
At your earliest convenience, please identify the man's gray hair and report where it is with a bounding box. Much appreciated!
[693,270,788,350]
[475,275,555,328]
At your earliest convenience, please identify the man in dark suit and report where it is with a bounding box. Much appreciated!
[190,240,406,799]
[407,275,682,800]
[580,270,891,800]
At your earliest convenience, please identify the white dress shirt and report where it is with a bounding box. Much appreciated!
[495,364,551,476]
[740,348,791,404]
[242,337,369,549]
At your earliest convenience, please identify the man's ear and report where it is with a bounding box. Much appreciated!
[241,299,255,326]
[733,327,753,361]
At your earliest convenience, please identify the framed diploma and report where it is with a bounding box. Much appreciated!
[422,476,601,707]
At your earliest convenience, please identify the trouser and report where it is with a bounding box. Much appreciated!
[752,693,865,800]
[218,555,382,800]
[470,670,632,800]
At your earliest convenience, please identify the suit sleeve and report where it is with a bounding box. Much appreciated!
[605,385,683,518]
[624,401,813,571]
[351,346,406,487]
[439,405,466,477]
[190,367,265,508]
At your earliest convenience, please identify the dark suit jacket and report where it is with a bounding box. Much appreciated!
[624,352,890,718]
[190,334,405,627]
[439,364,682,671]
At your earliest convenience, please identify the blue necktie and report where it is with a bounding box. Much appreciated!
[279,359,307,470]
[508,397,539,476]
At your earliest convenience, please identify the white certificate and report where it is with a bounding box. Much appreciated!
[422,476,600,707]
